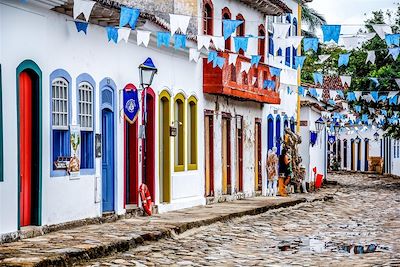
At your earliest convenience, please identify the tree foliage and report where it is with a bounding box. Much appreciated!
[301,5,400,138]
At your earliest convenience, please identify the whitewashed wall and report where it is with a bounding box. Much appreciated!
[0,1,204,234]
[391,140,400,176]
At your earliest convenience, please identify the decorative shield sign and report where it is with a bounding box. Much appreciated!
[328,135,336,145]
[123,84,140,124]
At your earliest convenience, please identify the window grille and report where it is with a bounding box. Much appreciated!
[52,78,69,129]
[78,82,93,131]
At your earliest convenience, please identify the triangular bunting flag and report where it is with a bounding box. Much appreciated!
[213,57,225,69]
[338,53,351,67]
[222,20,243,40]
[251,55,261,67]
[137,30,151,47]
[174,34,186,49]
[157,32,171,48]
[207,51,217,63]
[366,51,376,64]
[340,76,352,87]
[313,72,324,85]
[212,36,225,51]
[369,78,380,88]
[73,0,95,21]
[117,27,131,43]
[229,53,239,66]
[388,47,400,60]
[273,23,291,39]
[234,37,249,53]
[318,55,330,63]
[189,48,200,62]
[120,6,140,29]
[372,24,392,39]
[321,25,341,43]
[294,56,306,69]
[240,62,251,74]
[74,21,88,34]
[169,14,191,35]
[197,35,211,50]
[354,91,362,100]
[395,79,400,89]
[106,27,118,43]
[303,38,319,52]
[270,67,282,77]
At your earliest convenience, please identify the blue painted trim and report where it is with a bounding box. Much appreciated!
[0,65,3,182]
[49,69,73,177]
[268,33,274,56]
[99,77,117,213]
[76,73,96,174]
[267,114,274,150]
[275,115,281,155]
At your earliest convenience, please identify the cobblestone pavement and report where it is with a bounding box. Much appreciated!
[82,173,400,266]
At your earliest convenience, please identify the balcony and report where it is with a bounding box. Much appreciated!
[203,52,281,104]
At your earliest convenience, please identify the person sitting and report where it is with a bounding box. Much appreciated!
[278,148,291,197]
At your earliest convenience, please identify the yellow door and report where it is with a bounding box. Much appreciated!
[159,92,171,203]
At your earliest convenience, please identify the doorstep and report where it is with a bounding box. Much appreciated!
[0,187,336,267]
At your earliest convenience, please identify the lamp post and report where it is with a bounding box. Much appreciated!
[315,117,325,132]
[139,58,158,184]
[374,132,380,142]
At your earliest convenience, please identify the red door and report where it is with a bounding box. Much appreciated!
[125,119,138,205]
[19,72,32,227]
[142,89,155,201]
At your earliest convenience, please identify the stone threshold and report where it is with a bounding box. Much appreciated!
[0,192,335,267]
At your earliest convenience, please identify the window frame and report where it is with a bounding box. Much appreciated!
[203,0,214,35]
[174,93,186,172]
[285,16,291,66]
[222,7,232,51]
[50,69,72,177]
[292,18,298,69]
[187,96,198,170]
[258,24,266,62]
[76,73,96,175]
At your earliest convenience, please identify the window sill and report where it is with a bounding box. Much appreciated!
[174,165,185,172]
[188,164,198,171]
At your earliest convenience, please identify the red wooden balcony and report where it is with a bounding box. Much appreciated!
[203,52,281,104]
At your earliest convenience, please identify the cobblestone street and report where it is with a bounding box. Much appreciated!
[82,173,400,266]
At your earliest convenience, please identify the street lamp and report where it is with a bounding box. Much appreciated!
[138,58,158,185]
[355,136,361,144]
[374,132,380,142]
[315,117,325,132]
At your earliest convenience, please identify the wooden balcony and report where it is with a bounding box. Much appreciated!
[203,52,281,104]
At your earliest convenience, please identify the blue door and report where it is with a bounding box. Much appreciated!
[102,108,114,212]
[276,116,281,155]
[267,116,274,151]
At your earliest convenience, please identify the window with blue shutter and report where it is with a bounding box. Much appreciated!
[78,81,94,170]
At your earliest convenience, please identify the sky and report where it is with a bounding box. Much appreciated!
[308,0,399,34]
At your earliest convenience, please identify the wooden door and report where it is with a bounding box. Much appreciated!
[125,120,138,205]
[222,116,231,195]
[357,142,362,171]
[160,95,171,203]
[351,140,355,171]
[205,113,214,197]
[365,140,369,171]
[255,120,262,191]
[142,90,155,200]
[102,109,114,212]
[19,71,32,226]
[237,116,243,192]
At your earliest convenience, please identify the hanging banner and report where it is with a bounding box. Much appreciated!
[328,134,336,145]
[69,125,81,177]
[123,84,140,124]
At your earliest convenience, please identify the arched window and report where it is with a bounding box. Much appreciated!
[222,7,232,50]
[236,14,245,55]
[188,96,198,170]
[258,24,266,62]
[285,15,291,66]
[77,74,95,173]
[50,69,72,176]
[203,0,214,35]
[292,18,298,68]
[174,93,186,172]
[268,33,274,56]
[267,115,274,150]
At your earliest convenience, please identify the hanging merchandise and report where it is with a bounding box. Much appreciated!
[119,6,140,29]
[321,25,341,43]
[74,21,88,34]
[222,20,244,40]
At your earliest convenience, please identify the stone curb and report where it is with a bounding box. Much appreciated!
[3,194,334,267]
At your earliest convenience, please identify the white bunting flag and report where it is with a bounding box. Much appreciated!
[137,30,151,47]
[117,28,131,43]
[366,51,376,64]
[240,62,251,74]
[395,78,400,89]
[73,0,96,21]
[169,14,191,35]
[315,89,323,100]
[340,36,360,50]
[246,37,258,56]
[212,36,225,51]
[342,102,349,111]
[288,36,303,48]
[368,108,376,114]
[273,37,286,55]
[354,91,362,100]
[330,90,338,101]
[252,77,258,86]
[197,35,211,50]
[318,55,330,63]
[388,91,399,99]
[362,94,372,103]
[372,24,392,39]
[189,48,200,62]
[229,53,239,66]
[363,32,376,41]
[273,23,291,39]
[340,76,352,87]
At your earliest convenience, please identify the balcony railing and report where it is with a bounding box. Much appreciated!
[203,52,281,104]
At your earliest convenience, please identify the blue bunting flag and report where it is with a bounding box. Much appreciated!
[251,55,261,67]
[106,27,118,43]
[75,21,88,34]
[213,56,225,69]
[120,7,140,29]
[157,32,171,47]
[354,105,361,113]
[313,72,324,85]
[222,20,244,40]
[263,80,276,89]
[385,33,400,46]
[369,78,380,88]
[174,34,186,49]
[388,47,400,60]
[389,95,399,105]
[207,51,217,63]
[337,90,344,99]
[371,91,379,102]
[338,53,351,67]
[298,86,306,96]
[294,56,306,69]
[378,95,388,102]
[270,67,282,77]
[328,99,336,106]
[321,25,341,43]
[362,114,369,123]
[303,38,318,52]
[382,110,388,116]
[234,37,249,53]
